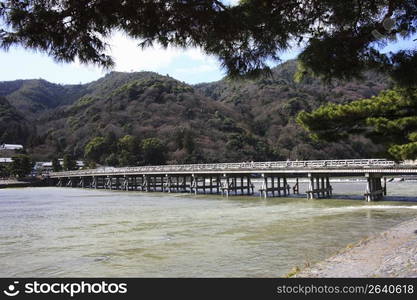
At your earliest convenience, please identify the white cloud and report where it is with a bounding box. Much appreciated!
[107,31,220,74]
[223,0,240,6]
[175,64,218,75]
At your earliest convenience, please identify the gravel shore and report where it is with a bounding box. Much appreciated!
[295,217,417,277]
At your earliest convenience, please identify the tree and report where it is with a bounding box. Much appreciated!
[1,1,416,84]
[174,128,195,154]
[0,163,10,178]
[63,153,77,171]
[52,157,62,172]
[9,154,33,177]
[117,135,141,166]
[297,88,417,160]
[141,138,166,165]
[105,153,119,167]
[84,136,107,163]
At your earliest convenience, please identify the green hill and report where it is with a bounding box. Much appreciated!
[195,60,389,159]
[0,79,86,119]
[0,96,32,145]
[0,60,391,163]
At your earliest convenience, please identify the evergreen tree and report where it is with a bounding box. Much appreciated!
[9,154,33,177]
[52,157,62,172]
[0,163,10,178]
[297,88,417,160]
[84,136,107,163]
[63,154,77,171]
[117,135,141,166]
[141,138,166,165]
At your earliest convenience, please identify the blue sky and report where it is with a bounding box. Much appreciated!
[2,36,413,85]
[0,30,301,85]
[0,0,242,85]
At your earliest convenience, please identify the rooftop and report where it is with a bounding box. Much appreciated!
[0,144,24,150]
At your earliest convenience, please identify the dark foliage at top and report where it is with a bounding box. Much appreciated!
[1,0,416,86]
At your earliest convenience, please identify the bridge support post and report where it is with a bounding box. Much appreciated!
[95,176,102,189]
[66,177,75,188]
[91,177,96,189]
[79,177,84,188]
[260,174,268,198]
[152,176,157,192]
[246,175,254,195]
[104,176,110,189]
[191,174,196,195]
[142,175,149,192]
[165,175,172,192]
[307,174,332,199]
[365,173,384,201]
[183,175,188,192]
[221,174,229,197]
[122,176,129,191]
[115,176,121,190]
[260,174,291,198]
[293,178,299,194]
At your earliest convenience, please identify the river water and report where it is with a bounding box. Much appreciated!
[1,182,417,277]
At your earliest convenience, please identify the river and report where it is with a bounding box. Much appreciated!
[1,182,417,277]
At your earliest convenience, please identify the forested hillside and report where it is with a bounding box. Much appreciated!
[0,96,33,145]
[195,60,390,160]
[0,60,391,165]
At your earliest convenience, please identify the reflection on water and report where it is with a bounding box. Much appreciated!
[0,182,416,277]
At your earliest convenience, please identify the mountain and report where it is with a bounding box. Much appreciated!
[0,96,33,145]
[0,60,391,163]
[195,61,390,159]
[34,73,249,162]
[0,79,86,119]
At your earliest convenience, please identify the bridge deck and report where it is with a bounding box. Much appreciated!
[50,159,417,178]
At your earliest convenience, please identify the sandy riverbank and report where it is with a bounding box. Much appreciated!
[294,217,417,277]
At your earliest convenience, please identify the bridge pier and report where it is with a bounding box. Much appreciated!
[307,174,332,199]
[260,174,290,198]
[103,176,110,189]
[121,176,129,191]
[220,174,253,196]
[144,175,164,192]
[191,175,222,195]
[293,178,300,194]
[93,176,105,189]
[165,175,190,193]
[365,174,384,201]
[78,177,87,188]
[66,177,76,188]
[142,175,149,192]
[90,176,96,189]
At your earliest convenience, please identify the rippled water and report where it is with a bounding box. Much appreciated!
[1,182,417,277]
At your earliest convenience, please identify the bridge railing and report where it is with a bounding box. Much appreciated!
[50,159,398,177]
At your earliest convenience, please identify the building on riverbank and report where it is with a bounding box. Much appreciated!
[0,144,23,151]
[0,157,13,164]
[33,159,85,175]
[0,143,25,159]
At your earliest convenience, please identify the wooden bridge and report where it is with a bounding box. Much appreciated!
[49,159,417,201]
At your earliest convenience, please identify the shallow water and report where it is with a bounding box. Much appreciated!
[0,182,416,277]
